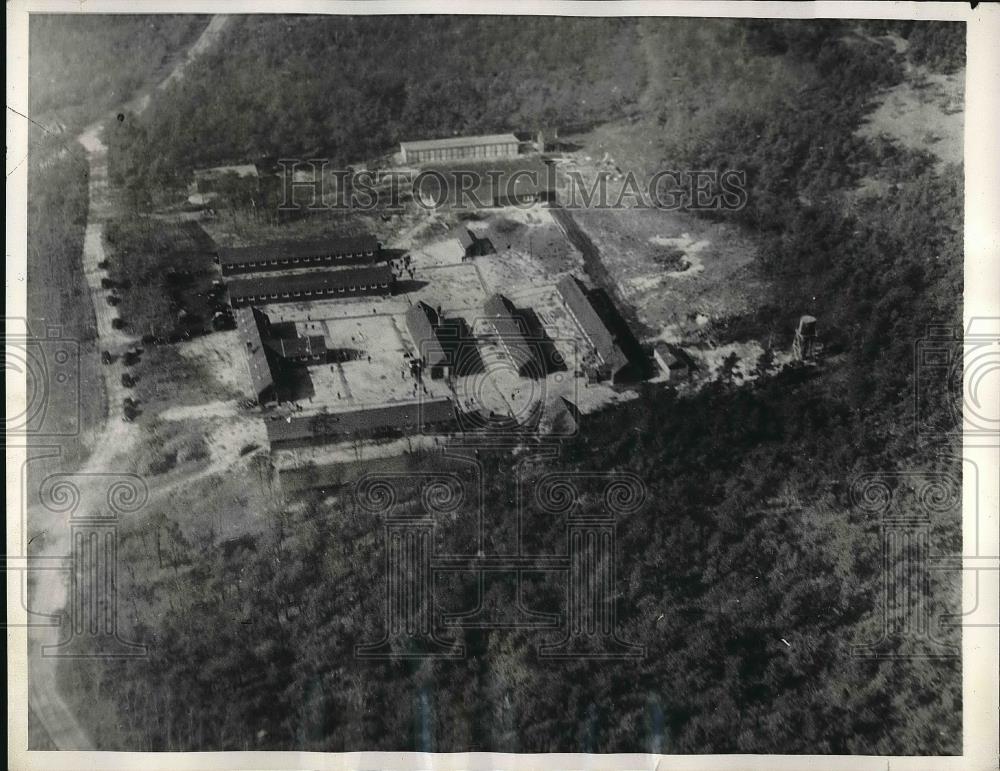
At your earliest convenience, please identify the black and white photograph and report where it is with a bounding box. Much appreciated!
[6,2,999,768]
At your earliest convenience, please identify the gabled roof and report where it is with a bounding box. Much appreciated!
[401,134,519,153]
[194,164,259,180]
[266,398,456,443]
[235,306,274,396]
[484,293,536,369]
[217,234,379,268]
[556,276,628,373]
[227,264,393,299]
[405,301,448,367]
[455,227,476,249]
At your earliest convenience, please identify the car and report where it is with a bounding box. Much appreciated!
[101,350,113,365]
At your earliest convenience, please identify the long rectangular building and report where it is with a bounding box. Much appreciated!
[235,306,275,401]
[217,234,380,275]
[400,133,519,164]
[266,397,457,448]
[227,265,393,307]
[483,293,541,377]
[556,275,630,383]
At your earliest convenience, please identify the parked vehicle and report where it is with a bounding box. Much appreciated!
[101,350,113,365]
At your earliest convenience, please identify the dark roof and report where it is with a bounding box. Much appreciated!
[227,264,393,299]
[264,335,327,359]
[556,276,628,373]
[405,302,447,367]
[654,341,694,372]
[266,398,456,443]
[235,307,274,396]
[217,234,379,267]
[401,134,519,153]
[194,164,259,181]
[484,294,535,368]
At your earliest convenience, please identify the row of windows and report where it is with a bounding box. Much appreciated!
[409,144,518,162]
[233,282,391,302]
[226,250,377,270]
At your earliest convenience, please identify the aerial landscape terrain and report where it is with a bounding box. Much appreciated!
[20,14,965,755]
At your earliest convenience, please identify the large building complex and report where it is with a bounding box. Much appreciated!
[217,234,380,275]
[400,133,519,164]
[227,264,394,307]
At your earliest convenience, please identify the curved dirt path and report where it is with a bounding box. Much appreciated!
[28,15,232,751]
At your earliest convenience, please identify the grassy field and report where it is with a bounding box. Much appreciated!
[857,53,964,167]
[25,144,105,468]
[29,15,209,132]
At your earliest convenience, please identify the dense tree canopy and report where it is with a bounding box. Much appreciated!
[52,17,964,755]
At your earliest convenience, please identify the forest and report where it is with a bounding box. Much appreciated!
[53,17,964,755]
[101,15,644,185]
[29,15,207,132]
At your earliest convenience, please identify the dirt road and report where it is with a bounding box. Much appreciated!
[27,15,232,750]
